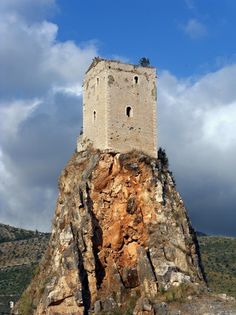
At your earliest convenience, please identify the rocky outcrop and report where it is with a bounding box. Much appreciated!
[16,148,206,314]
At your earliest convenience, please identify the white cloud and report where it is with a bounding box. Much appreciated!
[182,18,207,39]
[0,14,96,98]
[0,100,40,138]
[53,84,82,97]
[185,0,195,10]
[159,65,236,235]
[202,102,236,149]
[0,1,97,231]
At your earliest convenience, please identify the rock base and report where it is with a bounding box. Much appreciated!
[16,148,206,314]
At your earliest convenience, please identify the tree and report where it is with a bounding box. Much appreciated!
[158,147,169,168]
[139,57,150,67]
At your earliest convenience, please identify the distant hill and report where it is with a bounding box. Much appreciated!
[199,235,236,298]
[0,223,49,243]
[196,231,207,237]
[0,224,50,313]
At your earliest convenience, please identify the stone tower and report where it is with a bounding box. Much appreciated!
[80,58,157,157]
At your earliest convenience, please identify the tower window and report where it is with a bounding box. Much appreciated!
[97,77,99,84]
[134,76,139,84]
[93,110,97,121]
[126,106,133,117]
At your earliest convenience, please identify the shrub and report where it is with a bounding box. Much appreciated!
[139,57,150,67]
[158,147,169,168]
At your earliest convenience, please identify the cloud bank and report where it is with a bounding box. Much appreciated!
[0,1,97,230]
[159,66,236,235]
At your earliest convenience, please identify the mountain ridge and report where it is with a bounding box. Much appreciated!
[0,222,50,244]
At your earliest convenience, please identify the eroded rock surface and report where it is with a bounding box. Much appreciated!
[16,148,207,314]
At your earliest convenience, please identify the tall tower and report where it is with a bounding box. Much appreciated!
[81,58,157,157]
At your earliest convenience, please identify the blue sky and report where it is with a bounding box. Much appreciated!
[0,0,236,236]
[55,0,236,77]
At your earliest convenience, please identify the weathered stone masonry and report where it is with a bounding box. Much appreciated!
[80,58,157,157]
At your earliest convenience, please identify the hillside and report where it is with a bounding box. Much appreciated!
[199,236,236,298]
[0,224,50,313]
[0,229,236,313]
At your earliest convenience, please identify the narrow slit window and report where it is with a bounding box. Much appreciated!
[126,106,133,117]
[93,110,97,121]
[134,76,139,84]
[97,77,99,84]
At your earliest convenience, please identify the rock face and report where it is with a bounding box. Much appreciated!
[16,148,206,314]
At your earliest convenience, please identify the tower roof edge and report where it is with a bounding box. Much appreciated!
[85,57,156,75]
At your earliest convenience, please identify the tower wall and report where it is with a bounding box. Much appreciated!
[106,62,157,157]
[82,59,157,157]
[83,61,108,150]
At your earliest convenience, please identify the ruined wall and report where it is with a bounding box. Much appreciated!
[82,60,157,157]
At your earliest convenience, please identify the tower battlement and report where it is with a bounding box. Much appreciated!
[79,58,157,157]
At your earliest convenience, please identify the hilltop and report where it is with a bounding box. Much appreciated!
[0,223,49,243]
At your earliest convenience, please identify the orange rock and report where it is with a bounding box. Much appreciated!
[108,221,123,250]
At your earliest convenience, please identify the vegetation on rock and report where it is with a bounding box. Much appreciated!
[139,57,151,67]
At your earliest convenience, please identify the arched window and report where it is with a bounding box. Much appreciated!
[134,76,139,84]
[126,106,133,117]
